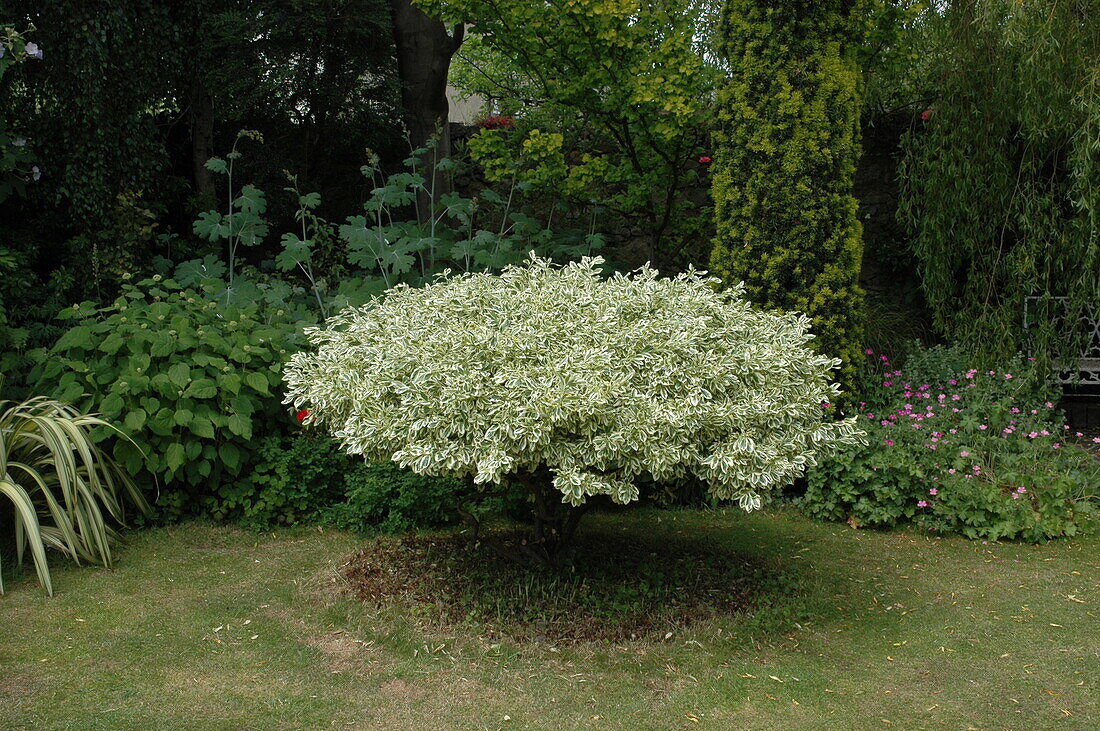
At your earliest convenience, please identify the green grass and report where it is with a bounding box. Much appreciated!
[1,508,1097,729]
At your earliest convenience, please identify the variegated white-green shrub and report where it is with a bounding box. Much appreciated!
[284,256,864,552]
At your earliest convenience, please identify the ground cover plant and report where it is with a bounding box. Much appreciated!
[285,256,864,557]
[0,509,1096,729]
[804,345,1100,541]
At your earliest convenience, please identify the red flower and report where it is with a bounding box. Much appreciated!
[477,114,514,130]
[698,156,712,164]
[296,409,310,423]
[920,108,934,121]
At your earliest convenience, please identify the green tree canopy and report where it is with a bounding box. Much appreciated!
[898,0,1100,363]
[421,0,720,269]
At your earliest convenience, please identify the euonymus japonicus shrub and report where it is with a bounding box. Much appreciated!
[31,275,305,518]
[285,257,864,557]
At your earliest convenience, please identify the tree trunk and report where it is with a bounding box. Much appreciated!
[513,469,590,565]
[388,0,463,218]
[189,78,216,200]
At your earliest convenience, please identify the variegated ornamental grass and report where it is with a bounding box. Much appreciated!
[0,393,149,595]
[285,256,864,512]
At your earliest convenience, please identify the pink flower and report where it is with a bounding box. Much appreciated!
[1012,493,1020,499]
[948,468,956,474]
[1017,486,1027,493]
[1004,373,1013,379]
[917,500,928,508]
[1045,401,1054,408]
[929,487,938,495]
[884,438,895,446]
[960,450,969,457]
[698,155,712,164]
[1053,443,1061,449]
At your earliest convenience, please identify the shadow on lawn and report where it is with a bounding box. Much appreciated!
[339,523,803,643]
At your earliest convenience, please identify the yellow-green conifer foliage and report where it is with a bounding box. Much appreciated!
[710,0,867,394]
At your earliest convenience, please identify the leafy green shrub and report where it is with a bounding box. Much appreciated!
[1,389,149,595]
[285,256,864,554]
[322,462,470,534]
[710,0,868,394]
[217,434,351,529]
[194,133,603,319]
[803,347,1099,541]
[30,274,305,518]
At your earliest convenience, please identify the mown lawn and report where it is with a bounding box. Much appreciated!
[1,508,1097,729]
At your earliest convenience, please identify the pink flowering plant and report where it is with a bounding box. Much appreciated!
[803,344,1099,542]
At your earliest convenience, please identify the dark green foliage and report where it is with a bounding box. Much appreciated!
[3,1,181,227]
[2,0,401,299]
[710,0,867,393]
[897,0,1100,362]
[214,432,477,532]
[802,346,1098,542]
[218,434,350,529]
[30,274,306,518]
[323,462,471,535]
[184,0,402,216]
